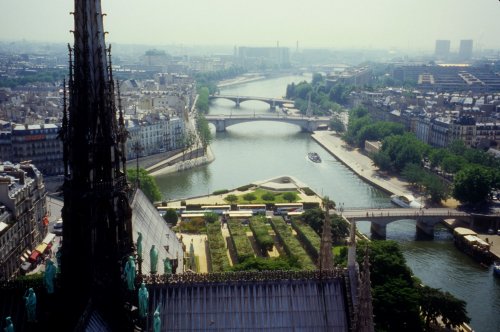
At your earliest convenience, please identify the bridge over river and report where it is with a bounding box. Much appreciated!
[205,114,331,133]
[209,94,294,108]
[339,207,472,238]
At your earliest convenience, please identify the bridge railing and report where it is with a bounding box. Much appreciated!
[341,210,470,219]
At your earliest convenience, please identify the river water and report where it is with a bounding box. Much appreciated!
[155,75,500,332]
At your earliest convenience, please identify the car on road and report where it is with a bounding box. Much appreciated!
[52,218,63,236]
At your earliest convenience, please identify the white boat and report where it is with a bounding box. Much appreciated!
[494,262,500,277]
[308,152,321,163]
[390,194,423,209]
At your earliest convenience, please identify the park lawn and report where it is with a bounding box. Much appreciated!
[229,188,301,204]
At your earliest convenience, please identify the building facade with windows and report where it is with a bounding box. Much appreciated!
[126,115,185,159]
[0,124,63,176]
[0,162,47,281]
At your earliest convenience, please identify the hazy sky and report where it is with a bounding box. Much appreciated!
[1,0,499,51]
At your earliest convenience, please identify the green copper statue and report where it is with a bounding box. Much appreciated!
[24,288,36,322]
[153,306,161,332]
[163,257,172,275]
[123,256,136,291]
[136,231,143,260]
[4,316,14,332]
[150,245,158,274]
[138,282,149,318]
[44,258,56,294]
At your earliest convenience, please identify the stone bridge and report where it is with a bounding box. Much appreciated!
[209,95,294,108]
[205,114,331,133]
[340,207,472,238]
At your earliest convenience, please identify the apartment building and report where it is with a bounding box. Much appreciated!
[0,162,47,281]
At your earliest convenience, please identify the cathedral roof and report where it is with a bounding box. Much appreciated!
[144,270,351,331]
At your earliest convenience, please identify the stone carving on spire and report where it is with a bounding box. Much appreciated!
[356,248,375,332]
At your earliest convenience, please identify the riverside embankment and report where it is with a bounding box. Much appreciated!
[311,131,416,199]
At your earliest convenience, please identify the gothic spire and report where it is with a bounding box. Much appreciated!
[318,197,334,271]
[356,249,375,332]
[60,0,133,329]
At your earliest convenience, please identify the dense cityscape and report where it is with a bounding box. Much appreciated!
[0,0,500,331]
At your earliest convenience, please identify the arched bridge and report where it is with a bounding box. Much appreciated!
[205,114,331,133]
[340,207,472,238]
[209,95,294,108]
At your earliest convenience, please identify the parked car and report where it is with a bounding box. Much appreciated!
[52,219,63,236]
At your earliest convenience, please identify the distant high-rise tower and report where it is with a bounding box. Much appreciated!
[434,40,450,59]
[459,39,473,60]
[60,0,133,329]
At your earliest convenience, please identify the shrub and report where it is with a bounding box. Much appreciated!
[213,189,229,195]
[230,257,301,271]
[249,216,274,253]
[270,218,315,270]
[237,184,254,191]
[282,192,298,202]
[227,219,255,263]
[178,219,206,234]
[242,193,257,202]
[261,192,275,201]
[206,222,230,272]
[291,218,321,261]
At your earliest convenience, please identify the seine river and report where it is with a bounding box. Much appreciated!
[156,75,500,331]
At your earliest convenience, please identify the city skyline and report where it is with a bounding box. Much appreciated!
[1,0,500,51]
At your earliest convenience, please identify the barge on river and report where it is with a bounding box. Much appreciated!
[453,227,494,264]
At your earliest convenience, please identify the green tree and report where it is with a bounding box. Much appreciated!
[127,168,162,202]
[329,117,346,133]
[196,86,210,114]
[330,214,349,244]
[419,285,470,331]
[204,212,219,223]
[423,174,449,204]
[382,133,427,172]
[302,208,348,244]
[196,114,212,152]
[261,192,275,201]
[441,154,466,174]
[282,192,298,203]
[336,240,423,331]
[373,150,392,171]
[302,208,324,234]
[242,193,257,203]
[402,163,426,187]
[225,194,238,204]
[453,165,493,204]
[312,72,324,85]
[163,209,178,226]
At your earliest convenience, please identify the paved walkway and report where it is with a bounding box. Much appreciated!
[149,146,215,177]
[179,233,208,273]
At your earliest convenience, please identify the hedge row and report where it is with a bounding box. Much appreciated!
[291,218,321,261]
[227,219,255,263]
[237,184,254,191]
[269,218,316,270]
[206,222,230,272]
[213,189,229,195]
[249,216,274,254]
